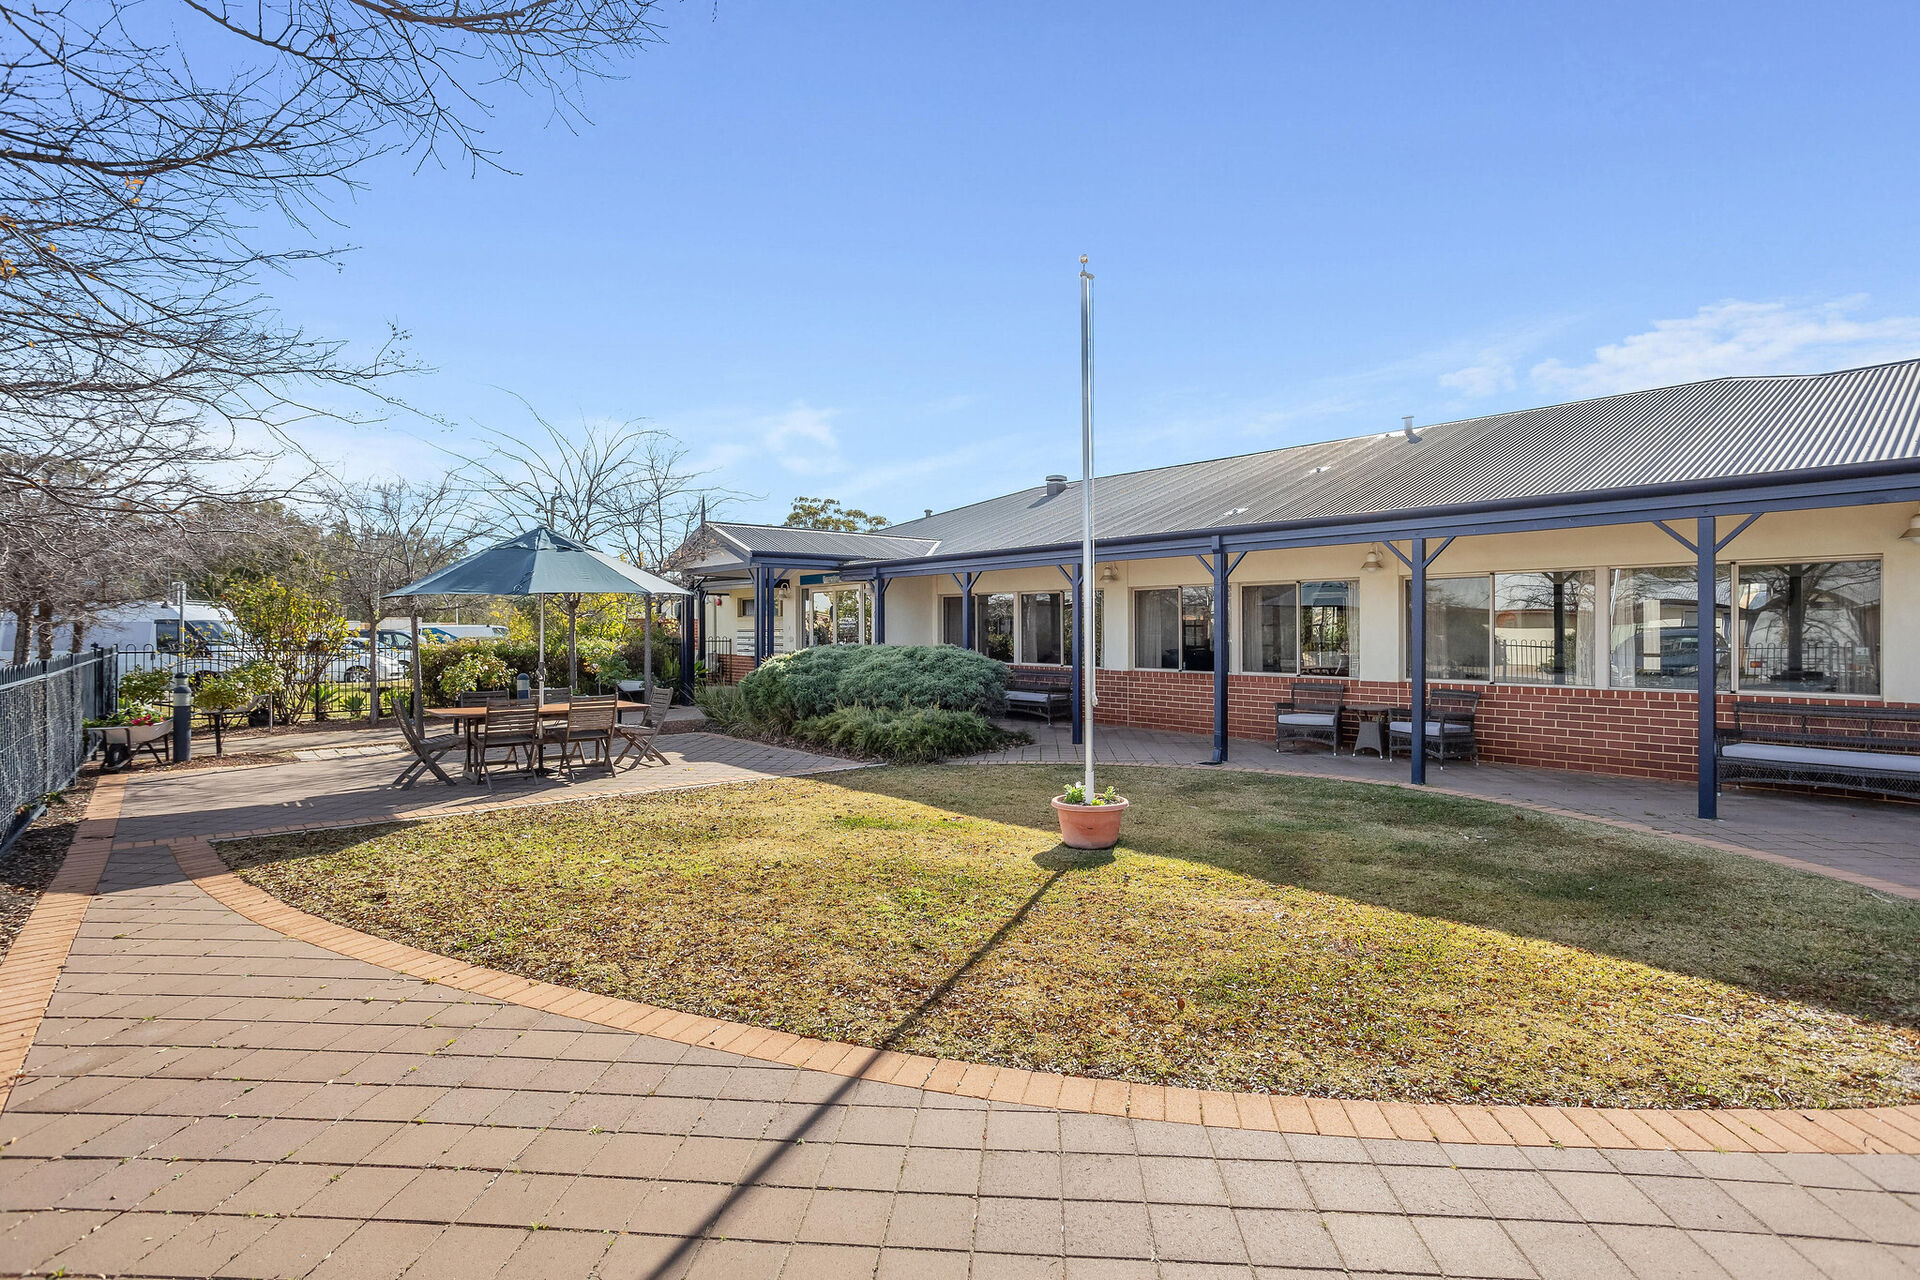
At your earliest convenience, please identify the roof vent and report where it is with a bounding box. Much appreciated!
[1044,474,1069,498]
[1402,415,1421,443]
[924,508,933,518]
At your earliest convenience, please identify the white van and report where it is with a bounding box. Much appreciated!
[0,601,243,677]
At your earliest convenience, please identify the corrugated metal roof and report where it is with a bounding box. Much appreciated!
[704,523,942,559]
[872,360,1920,558]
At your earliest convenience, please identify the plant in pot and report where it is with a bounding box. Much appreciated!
[1051,778,1129,850]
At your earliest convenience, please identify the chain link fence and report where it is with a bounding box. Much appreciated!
[1,649,113,855]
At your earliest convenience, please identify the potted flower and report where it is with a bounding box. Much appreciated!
[1051,779,1129,849]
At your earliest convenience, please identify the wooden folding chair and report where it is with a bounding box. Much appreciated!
[543,694,619,777]
[392,714,461,789]
[476,705,542,787]
[615,703,669,769]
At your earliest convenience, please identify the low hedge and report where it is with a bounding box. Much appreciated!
[737,645,1007,729]
[790,705,1017,764]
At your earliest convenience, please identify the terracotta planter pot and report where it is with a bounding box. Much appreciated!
[1051,795,1129,849]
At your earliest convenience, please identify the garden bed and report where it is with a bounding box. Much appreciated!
[220,765,1920,1107]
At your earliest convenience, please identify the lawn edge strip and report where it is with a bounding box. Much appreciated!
[972,756,1920,901]
[171,830,1920,1157]
[0,773,126,1115]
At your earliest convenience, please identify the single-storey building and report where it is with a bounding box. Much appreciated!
[669,360,1920,817]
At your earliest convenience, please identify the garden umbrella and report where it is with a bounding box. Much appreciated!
[385,526,686,707]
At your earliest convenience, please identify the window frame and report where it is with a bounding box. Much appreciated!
[1728,556,1884,699]
[1235,578,1360,678]
[1404,567,1601,687]
[1133,584,1216,673]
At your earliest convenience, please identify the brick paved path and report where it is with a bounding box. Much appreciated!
[970,724,1920,897]
[3,744,1920,1276]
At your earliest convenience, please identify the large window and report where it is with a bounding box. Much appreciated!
[1609,566,1731,690]
[1735,560,1881,695]
[1494,571,1594,685]
[976,593,1014,661]
[1425,577,1491,681]
[1404,571,1596,684]
[1020,592,1064,665]
[1135,586,1213,671]
[1063,588,1106,668]
[1239,580,1356,676]
[940,596,963,646]
[1240,584,1297,674]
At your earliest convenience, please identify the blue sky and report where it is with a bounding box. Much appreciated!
[273,1,1920,530]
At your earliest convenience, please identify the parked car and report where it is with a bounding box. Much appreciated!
[419,623,508,643]
[0,601,243,679]
[325,638,410,684]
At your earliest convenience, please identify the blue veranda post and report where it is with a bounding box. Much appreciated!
[1079,256,1097,799]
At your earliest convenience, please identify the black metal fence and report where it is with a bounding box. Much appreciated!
[113,646,412,727]
[1,648,113,854]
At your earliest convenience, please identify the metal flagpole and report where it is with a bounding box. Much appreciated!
[1079,256,1097,799]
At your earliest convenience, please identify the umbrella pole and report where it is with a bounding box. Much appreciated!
[643,594,653,709]
[536,595,546,707]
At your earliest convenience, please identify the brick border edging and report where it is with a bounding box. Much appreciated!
[170,834,1920,1159]
[0,773,126,1114]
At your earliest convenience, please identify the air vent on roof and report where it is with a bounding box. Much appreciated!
[924,508,933,518]
[1402,415,1421,443]
[1308,465,1330,475]
[1044,475,1069,498]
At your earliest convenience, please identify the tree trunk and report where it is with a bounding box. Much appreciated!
[70,619,84,653]
[10,602,29,664]
[34,602,54,659]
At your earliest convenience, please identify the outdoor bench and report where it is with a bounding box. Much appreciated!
[1717,701,1920,800]
[1004,669,1074,726]
[1387,686,1482,764]
[1274,680,1347,753]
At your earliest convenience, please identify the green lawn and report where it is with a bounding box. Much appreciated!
[221,765,1920,1107]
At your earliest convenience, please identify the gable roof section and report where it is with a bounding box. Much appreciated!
[689,522,941,567]
[870,359,1920,559]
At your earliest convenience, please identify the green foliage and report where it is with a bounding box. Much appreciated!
[782,495,889,531]
[737,645,1006,729]
[693,684,747,732]
[221,576,351,724]
[1061,780,1121,806]
[341,691,368,718]
[790,705,1017,764]
[117,667,171,707]
[439,651,513,699]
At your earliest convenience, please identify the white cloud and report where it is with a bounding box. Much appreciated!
[759,403,847,478]
[1528,297,1920,400]
[1437,355,1516,398]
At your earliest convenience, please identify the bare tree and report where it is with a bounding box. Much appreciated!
[461,405,744,687]
[323,477,475,719]
[2,0,667,524]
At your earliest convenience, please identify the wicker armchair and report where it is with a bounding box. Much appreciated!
[1274,680,1347,753]
[1387,687,1482,764]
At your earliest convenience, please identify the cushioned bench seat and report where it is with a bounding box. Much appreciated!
[1721,741,1920,776]
[1388,720,1476,737]
[1276,712,1337,727]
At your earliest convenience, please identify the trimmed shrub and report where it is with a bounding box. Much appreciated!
[737,645,1007,729]
[439,651,513,700]
[790,705,1018,764]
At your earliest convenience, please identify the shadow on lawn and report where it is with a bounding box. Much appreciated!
[643,857,1077,1279]
[825,764,1920,1032]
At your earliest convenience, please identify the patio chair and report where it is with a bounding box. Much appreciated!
[457,690,509,708]
[645,686,674,725]
[476,705,542,786]
[543,693,619,777]
[616,697,670,768]
[1387,687,1482,765]
[1274,680,1347,754]
[391,714,461,790]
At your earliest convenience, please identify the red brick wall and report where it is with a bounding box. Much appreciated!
[1014,664,1918,783]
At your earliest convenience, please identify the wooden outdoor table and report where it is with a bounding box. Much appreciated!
[426,701,646,779]
[425,699,643,722]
